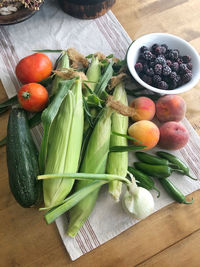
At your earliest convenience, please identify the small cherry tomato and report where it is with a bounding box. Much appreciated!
[16,53,52,84]
[18,83,48,112]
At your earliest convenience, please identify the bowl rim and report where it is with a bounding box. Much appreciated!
[126,32,200,94]
[0,2,43,26]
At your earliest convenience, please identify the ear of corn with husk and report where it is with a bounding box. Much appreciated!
[106,82,128,202]
[85,55,101,93]
[42,78,84,208]
[67,107,113,237]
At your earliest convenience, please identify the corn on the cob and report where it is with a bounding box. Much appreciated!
[67,107,113,237]
[43,78,84,208]
[106,82,128,201]
[86,56,101,93]
[51,51,70,95]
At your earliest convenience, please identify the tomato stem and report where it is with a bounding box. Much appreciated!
[22,92,30,99]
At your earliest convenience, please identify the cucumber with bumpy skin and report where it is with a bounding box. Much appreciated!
[6,108,41,208]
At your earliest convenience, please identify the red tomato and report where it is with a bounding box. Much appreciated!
[16,53,52,84]
[18,83,49,112]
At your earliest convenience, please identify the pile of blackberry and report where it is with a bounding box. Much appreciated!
[134,44,193,90]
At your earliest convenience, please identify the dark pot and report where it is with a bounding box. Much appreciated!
[59,0,116,19]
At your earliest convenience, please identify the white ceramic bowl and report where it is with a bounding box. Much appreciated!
[126,33,200,94]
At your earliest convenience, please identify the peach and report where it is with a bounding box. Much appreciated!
[128,120,160,150]
[159,121,189,150]
[130,96,156,121]
[156,94,186,122]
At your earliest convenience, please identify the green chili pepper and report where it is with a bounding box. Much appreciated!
[135,151,169,165]
[128,166,160,197]
[156,151,197,181]
[134,162,180,179]
[159,178,193,204]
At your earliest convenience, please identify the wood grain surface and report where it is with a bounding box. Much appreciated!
[1,0,200,266]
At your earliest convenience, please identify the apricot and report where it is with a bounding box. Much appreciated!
[156,94,186,122]
[130,97,156,121]
[128,120,160,150]
[159,121,189,150]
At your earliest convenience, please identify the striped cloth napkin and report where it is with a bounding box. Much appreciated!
[1,0,200,261]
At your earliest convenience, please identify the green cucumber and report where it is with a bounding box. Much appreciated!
[6,108,41,208]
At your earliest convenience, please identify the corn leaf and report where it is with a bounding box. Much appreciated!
[94,62,113,97]
[0,106,9,114]
[110,145,146,152]
[51,51,70,95]
[112,131,144,143]
[33,49,63,53]
[0,95,18,109]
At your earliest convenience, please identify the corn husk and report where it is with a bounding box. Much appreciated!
[42,78,84,208]
[67,107,113,237]
[107,82,128,201]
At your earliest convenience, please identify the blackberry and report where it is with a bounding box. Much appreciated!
[168,50,179,60]
[162,65,172,76]
[149,61,155,68]
[135,62,143,73]
[160,45,167,54]
[151,43,159,52]
[165,49,172,59]
[153,75,162,84]
[187,63,193,70]
[169,80,177,90]
[157,81,168,90]
[177,58,183,64]
[176,75,181,83]
[162,76,170,84]
[138,55,146,63]
[161,44,168,50]
[145,68,154,76]
[151,54,156,60]
[171,62,179,72]
[141,74,152,85]
[179,63,188,74]
[154,64,162,75]
[182,73,192,83]
[177,79,183,87]
[154,45,163,55]
[155,56,166,65]
[143,50,153,61]
[140,46,148,52]
[173,49,179,59]
[143,63,149,72]
[182,55,191,63]
[169,71,177,81]
[166,60,172,66]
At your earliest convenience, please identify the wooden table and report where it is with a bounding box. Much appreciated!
[1,0,200,266]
